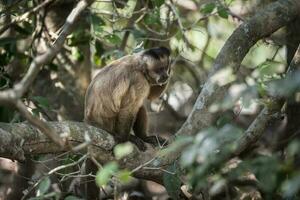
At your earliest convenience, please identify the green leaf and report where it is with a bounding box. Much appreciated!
[104,34,122,45]
[286,140,300,158]
[163,164,181,200]
[32,96,49,109]
[95,40,104,55]
[0,37,16,46]
[153,0,164,7]
[64,195,84,200]
[201,3,215,14]
[224,0,234,4]
[93,54,102,66]
[116,170,132,183]
[37,177,51,196]
[71,47,84,62]
[114,142,134,160]
[95,162,118,187]
[249,156,279,192]
[144,11,160,25]
[90,14,105,34]
[217,6,228,19]
[180,146,198,167]
[281,173,300,198]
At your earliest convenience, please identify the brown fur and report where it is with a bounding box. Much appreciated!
[84,47,170,151]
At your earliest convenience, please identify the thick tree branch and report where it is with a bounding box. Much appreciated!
[0,120,172,183]
[176,0,300,136]
[0,121,114,161]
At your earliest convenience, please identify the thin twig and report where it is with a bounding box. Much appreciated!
[15,100,64,147]
[0,0,54,35]
[0,0,94,147]
[131,157,157,173]
[48,154,88,175]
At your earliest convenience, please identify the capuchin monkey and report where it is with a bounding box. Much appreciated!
[84,47,171,151]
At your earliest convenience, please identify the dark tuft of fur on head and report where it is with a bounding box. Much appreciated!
[143,47,170,59]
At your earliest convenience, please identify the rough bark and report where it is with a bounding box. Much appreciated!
[0,122,114,161]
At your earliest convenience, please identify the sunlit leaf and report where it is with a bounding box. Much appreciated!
[37,177,51,196]
[201,3,215,14]
[217,6,228,19]
[95,162,118,187]
[71,47,84,62]
[116,170,132,183]
[114,142,134,159]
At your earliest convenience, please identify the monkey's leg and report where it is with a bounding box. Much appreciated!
[116,112,146,151]
[133,106,168,147]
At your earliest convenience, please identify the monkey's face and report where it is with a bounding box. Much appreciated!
[142,47,171,86]
[147,59,170,85]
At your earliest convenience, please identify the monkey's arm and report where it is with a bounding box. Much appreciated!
[115,112,135,142]
[116,111,147,151]
[148,84,167,100]
[133,106,167,147]
[133,105,148,138]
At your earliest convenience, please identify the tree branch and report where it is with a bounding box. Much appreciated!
[176,0,300,136]
[233,43,300,156]
[0,0,54,36]
[0,121,114,161]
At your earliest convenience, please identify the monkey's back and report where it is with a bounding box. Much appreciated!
[84,56,150,134]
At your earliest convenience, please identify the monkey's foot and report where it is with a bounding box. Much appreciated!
[144,136,168,147]
[129,135,147,151]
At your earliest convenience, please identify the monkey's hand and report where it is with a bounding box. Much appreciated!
[143,136,168,148]
[129,135,147,151]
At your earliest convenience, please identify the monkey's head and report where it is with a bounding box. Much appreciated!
[141,47,171,86]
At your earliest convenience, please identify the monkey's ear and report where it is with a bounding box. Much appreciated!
[143,47,170,59]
